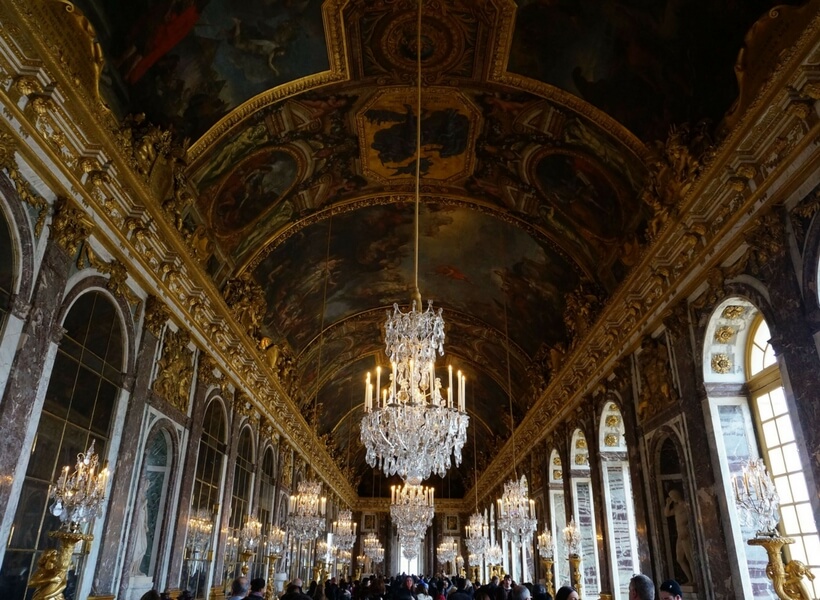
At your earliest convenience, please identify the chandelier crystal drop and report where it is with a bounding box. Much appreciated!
[239,515,263,553]
[264,526,287,556]
[465,511,489,557]
[733,458,781,535]
[332,509,357,551]
[485,542,503,566]
[49,440,110,531]
[361,303,469,485]
[286,479,327,542]
[400,533,422,560]
[390,482,435,537]
[497,474,537,546]
[186,508,214,555]
[437,535,458,564]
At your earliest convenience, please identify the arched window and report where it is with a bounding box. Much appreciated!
[547,448,569,587]
[230,427,255,531]
[184,398,226,596]
[598,403,639,600]
[746,317,819,596]
[569,429,599,597]
[0,291,124,600]
[259,447,276,528]
[704,300,820,598]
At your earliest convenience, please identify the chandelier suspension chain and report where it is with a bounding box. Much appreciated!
[503,282,517,478]
[414,0,422,298]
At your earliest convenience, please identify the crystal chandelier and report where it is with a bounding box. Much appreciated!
[400,532,422,560]
[337,548,352,565]
[317,540,334,564]
[363,533,384,564]
[497,475,537,545]
[360,0,469,488]
[465,511,489,557]
[332,508,357,551]
[733,458,780,535]
[186,508,214,555]
[287,479,327,542]
[49,440,110,531]
[437,535,458,564]
[390,482,435,538]
[240,516,263,553]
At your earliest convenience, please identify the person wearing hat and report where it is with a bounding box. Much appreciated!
[659,580,682,600]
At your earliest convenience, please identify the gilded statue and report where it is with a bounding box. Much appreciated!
[281,447,294,489]
[153,329,194,412]
[116,113,173,176]
[222,273,266,341]
[563,282,602,348]
[29,549,66,600]
[782,560,815,600]
[642,121,714,239]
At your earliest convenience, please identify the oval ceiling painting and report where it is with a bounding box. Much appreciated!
[532,150,625,241]
[210,147,300,235]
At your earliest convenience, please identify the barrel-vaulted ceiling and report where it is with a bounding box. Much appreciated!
[81,0,798,496]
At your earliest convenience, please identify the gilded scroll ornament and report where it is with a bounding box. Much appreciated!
[711,353,732,374]
[641,121,715,239]
[115,114,173,177]
[143,295,170,338]
[721,305,746,320]
[637,337,679,422]
[51,197,93,256]
[153,329,194,412]
[0,130,50,236]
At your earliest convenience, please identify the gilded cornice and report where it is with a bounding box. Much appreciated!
[354,496,463,514]
[0,4,359,507]
[469,9,820,508]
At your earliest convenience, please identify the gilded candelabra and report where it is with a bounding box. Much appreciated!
[734,460,815,600]
[563,519,582,599]
[239,516,263,576]
[538,530,555,597]
[264,526,286,600]
[29,441,109,600]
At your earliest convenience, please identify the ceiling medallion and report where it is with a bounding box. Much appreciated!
[360,0,469,487]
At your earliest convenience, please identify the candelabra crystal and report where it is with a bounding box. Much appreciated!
[537,530,554,559]
[362,302,469,485]
[485,543,502,566]
[465,512,489,557]
[287,479,327,542]
[390,482,435,538]
[497,475,537,545]
[437,536,458,564]
[563,519,581,557]
[363,533,384,564]
[49,440,110,531]
[264,526,286,555]
[733,458,781,536]
[186,508,214,555]
[240,516,263,552]
[332,509,357,551]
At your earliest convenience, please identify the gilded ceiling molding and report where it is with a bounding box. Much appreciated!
[187,0,350,165]
[470,27,820,507]
[0,18,360,507]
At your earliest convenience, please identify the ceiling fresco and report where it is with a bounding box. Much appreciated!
[509,0,803,142]
[76,0,329,139]
[68,0,800,492]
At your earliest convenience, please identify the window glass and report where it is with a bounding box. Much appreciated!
[0,292,123,600]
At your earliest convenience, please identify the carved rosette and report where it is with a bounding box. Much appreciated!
[152,328,194,413]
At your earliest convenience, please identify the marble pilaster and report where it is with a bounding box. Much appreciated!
[94,324,160,598]
[586,414,613,596]
[671,320,737,599]
[0,239,73,554]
